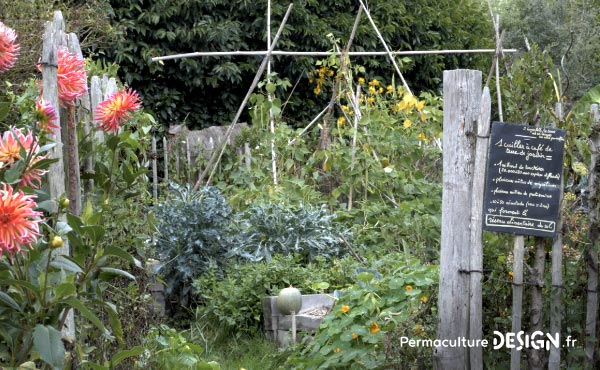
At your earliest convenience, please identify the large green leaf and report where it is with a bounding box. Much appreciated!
[50,255,83,273]
[32,325,65,370]
[110,346,144,367]
[104,245,142,268]
[0,291,21,311]
[571,83,600,115]
[99,267,136,281]
[64,297,111,339]
[103,302,124,346]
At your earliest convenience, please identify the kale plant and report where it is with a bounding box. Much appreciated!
[229,203,349,263]
[153,183,233,313]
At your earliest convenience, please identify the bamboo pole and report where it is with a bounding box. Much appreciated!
[358,0,411,95]
[318,5,362,151]
[468,87,491,369]
[267,0,278,186]
[347,85,361,211]
[151,49,518,61]
[193,3,294,190]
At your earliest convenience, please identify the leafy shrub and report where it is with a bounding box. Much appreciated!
[229,202,350,263]
[135,324,220,370]
[285,258,438,370]
[153,184,233,314]
[194,254,357,337]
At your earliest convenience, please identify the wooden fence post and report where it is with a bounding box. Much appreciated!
[163,136,169,183]
[468,87,491,368]
[434,69,481,369]
[41,10,75,342]
[510,235,525,370]
[548,103,565,369]
[585,104,599,369]
[65,33,83,216]
[152,137,158,203]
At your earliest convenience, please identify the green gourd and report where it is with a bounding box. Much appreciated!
[277,286,302,315]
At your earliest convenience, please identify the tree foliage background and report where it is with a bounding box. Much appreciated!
[495,0,600,100]
[98,0,492,128]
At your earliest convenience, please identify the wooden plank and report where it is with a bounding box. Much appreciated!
[89,76,104,144]
[434,69,481,369]
[469,87,491,368]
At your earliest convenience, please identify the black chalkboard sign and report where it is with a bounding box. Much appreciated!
[483,122,565,237]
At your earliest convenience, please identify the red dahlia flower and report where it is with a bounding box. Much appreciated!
[0,21,20,73]
[94,88,142,133]
[0,183,43,256]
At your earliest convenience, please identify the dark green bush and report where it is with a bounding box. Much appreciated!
[153,184,233,314]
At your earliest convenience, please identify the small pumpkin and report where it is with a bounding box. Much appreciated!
[277,286,302,315]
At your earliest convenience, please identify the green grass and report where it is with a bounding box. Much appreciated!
[187,324,288,370]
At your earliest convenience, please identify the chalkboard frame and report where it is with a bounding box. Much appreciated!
[482,122,565,238]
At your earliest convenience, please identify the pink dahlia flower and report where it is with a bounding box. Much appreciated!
[35,98,60,133]
[0,21,20,73]
[57,48,87,106]
[94,88,142,133]
[0,128,47,188]
[0,183,43,256]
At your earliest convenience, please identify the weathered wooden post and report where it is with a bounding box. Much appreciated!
[548,102,565,370]
[152,137,158,203]
[163,136,169,183]
[585,104,599,369]
[468,87,491,368]
[65,33,84,216]
[434,69,481,369]
[41,10,75,342]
